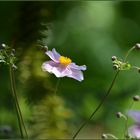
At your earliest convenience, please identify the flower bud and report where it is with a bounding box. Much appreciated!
[101,134,107,139]
[12,64,17,70]
[1,43,6,47]
[111,56,117,61]
[133,95,140,101]
[135,43,140,50]
[116,112,122,118]
[42,45,48,51]
[0,43,6,49]
[138,68,140,73]
[113,64,119,70]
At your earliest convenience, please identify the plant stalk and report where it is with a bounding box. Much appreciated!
[72,70,120,139]
[54,78,61,95]
[9,65,28,139]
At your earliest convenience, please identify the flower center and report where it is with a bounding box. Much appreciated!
[59,56,72,65]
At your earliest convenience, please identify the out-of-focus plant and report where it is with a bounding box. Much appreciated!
[0,43,28,138]
[29,94,73,139]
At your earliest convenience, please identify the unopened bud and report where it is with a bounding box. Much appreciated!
[135,43,140,50]
[138,68,140,73]
[111,56,117,61]
[133,95,140,101]
[43,45,48,51]
[0,43,6,49]
[12,64,17,70]
[116,112,122,118]
[1,43,6,47]
[101,134,107,139]
[113,64,119,70]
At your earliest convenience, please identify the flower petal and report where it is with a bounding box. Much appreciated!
[128,110,140,123]
[42,61,72,78]
[52,65,72,77]
[46,48,60,63]
[68,62,87,70]
[42,60,59,73]
[128,124,140,138]
[66,68,84,82]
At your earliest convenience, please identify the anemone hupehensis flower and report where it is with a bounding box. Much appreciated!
[128,110,140,138]
[42,48,86,82]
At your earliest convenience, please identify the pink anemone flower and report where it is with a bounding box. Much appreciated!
[127,110,140,138]
[42,48,86,82]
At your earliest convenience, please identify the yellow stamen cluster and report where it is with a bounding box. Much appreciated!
[59,56,72,65]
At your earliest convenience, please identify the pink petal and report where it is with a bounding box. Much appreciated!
[46,48,60,63]
[52,65,72,77]
[128,124,140,138]
[68,63,87,70]
[128,110,140,123]
[42,61,71,78]
[66,68,84,82]
[42,60,59,73]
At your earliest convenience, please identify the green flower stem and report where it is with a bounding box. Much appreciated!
[72,70,120,139]
[72,46,135,139]
[123,46,135,139]
[54,78,61,95]
[9,65,24,138]
[9,65,28,139]
[105,134,118,139]
[124,115,129,139]
[124,101,134,139]
[124,46,135,62]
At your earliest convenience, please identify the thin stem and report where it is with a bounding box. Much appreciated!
[124,101,134,139]
[105,134,118,139]
[9,65,28,139]
[73,46,135,139]
[124,116,129,139]
[54,78,61,95]
[9,65,24,138]
[122,46,135,139]
[124,46,135,62]
[72,70,120,139]
[132,66,140,69]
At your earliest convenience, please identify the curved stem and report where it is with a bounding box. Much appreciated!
[9,65,24,138]
[72,70,120,139]
[9,65,28,139]
[124,101,134,139]
[106,134,118,139]
[124,46,135,62]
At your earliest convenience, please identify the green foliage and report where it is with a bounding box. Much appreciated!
[18,45,52,104]
[29,94,73,139]
[0,44,16,68]
[0,109,18,138]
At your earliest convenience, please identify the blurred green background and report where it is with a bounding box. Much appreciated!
[0,1,140,139]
